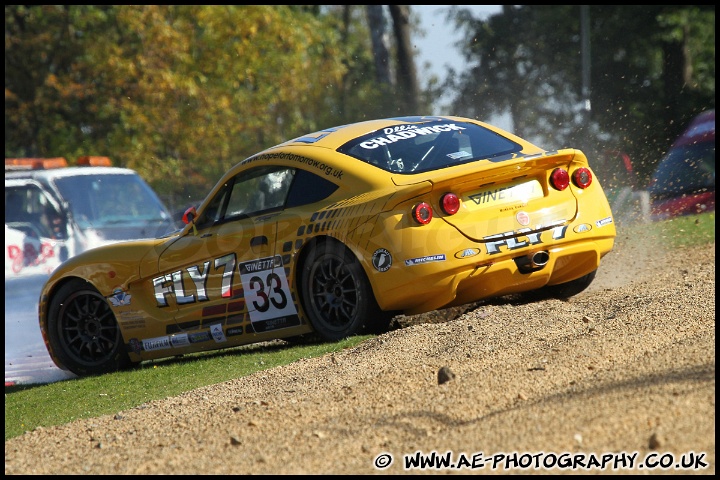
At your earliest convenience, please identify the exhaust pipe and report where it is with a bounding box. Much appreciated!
[514,250,550,273]
[530,250,550,267]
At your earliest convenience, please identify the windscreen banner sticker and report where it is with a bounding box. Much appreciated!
[242,152,344,180]
[239,255,300,331]
[358,123,466,151]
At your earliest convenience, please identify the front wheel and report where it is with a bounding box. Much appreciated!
[300,241,385,341]
[47,279,131,376]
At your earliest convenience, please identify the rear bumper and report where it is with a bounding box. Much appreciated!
[374,236,614,315]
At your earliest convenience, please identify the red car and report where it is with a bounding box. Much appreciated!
[648,109,715,220]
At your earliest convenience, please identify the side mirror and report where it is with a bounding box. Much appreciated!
[182,206,197,225]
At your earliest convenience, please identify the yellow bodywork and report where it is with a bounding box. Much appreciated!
[38,116,616,370]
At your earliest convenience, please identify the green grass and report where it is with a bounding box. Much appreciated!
[642,211,715,248]
[5,212,715,441]
[4,336,371,441]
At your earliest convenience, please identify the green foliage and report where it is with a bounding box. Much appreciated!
[5,6,714,204]
[443,5,715,184]
[4,336,372,441]
[5,5,390,205]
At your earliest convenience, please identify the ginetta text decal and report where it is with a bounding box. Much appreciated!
[483,224,568,255]
[470,182,539,205]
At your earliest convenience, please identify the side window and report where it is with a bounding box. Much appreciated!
[196,182,231,229]
[5,185,66,239]
[229,167,295,217]
[196,166,296,229]
[286,169,339,208]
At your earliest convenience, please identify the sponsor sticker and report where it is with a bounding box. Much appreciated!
[227,326,244,337]
[129,338,142,355]
[142,336,171,352]
[516,211,530,226]
[170,334,190,347]
[455,248,481,259]
[405,254,446,266]
[210,323,227,343]
[573,223,592,233]
[189,331,212,343]
[109,288,132,307]
[372,248,392,272]
[596,216,613,227]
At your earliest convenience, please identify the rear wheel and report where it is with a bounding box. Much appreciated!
[47,279,131,376]
[544,269,597,299]
[300,241,387,341]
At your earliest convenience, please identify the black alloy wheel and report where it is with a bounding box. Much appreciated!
[47,279,131,376]
[300,240,386,341]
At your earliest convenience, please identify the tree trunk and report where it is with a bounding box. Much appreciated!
[366,5,391,86]
[388,5,419,114]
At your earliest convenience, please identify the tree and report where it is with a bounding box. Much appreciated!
[366,5,391,86]
[444,5,715,182]
[6,6,354,202]
[5,5,433,204]
[388,5,419,114]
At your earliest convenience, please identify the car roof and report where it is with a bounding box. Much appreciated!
[5,178,46,188]
[5,166,139,185]
[271,115,507,151]
[672,109,715,148]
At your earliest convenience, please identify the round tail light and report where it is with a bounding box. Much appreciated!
[412,202,433,224]
[440,193,460,215]
[550,168,570,190]
[572,167,593,188]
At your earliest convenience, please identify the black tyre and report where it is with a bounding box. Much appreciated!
[544,269,598,299]
[300,240,386,341]
[47,278,131,376]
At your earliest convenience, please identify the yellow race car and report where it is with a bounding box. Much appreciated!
[38,116,616,376]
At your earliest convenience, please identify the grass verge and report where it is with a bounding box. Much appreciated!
[5,336,371,440]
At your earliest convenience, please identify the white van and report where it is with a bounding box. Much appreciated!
[5,156,179,277]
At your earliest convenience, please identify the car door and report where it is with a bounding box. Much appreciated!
[155,166,301,346]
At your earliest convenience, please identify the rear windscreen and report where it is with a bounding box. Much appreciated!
[337,120,522,174]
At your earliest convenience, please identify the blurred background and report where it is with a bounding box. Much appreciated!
[5,5,715,212]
